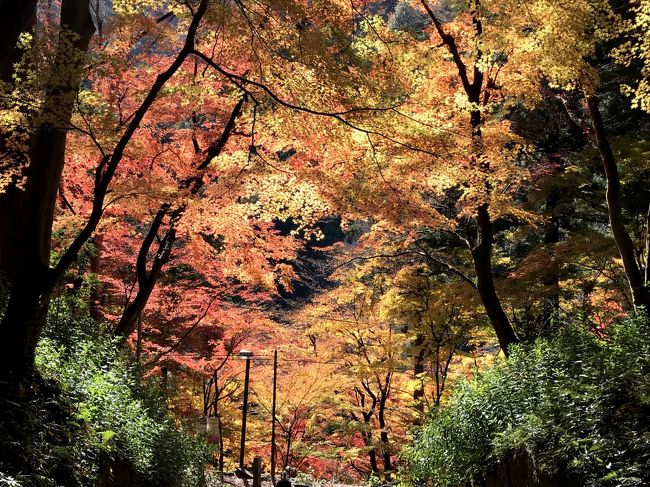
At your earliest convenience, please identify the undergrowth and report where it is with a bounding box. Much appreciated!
[402,313,650,487]
[0,296,210,487]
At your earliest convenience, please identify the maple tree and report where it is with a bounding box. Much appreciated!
[380,264,477,412]
[267,0,649,349]
[0,0,649,485]
[260,0,536,356]
[0,0,342,380]
[250,362,342,475]
[298,262,415,479]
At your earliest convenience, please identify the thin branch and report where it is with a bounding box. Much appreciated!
[191,49,444,158]
[143,295,219,367]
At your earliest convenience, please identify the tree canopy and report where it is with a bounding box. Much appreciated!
[0,0,649,485]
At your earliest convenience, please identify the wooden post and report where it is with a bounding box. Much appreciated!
[253,456,262,487]
[271,350,278,485]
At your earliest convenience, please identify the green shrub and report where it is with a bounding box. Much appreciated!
[0,276,212,487]
[35,331,210,487]
[0,371,93,487]
[402,314,650,487]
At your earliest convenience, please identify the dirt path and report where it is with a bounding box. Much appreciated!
[210,472,363,487]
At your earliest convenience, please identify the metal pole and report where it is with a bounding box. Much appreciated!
[212,369,223,481]
[271,350,278,486]
[239,356,251,469]
[218,415,225,475]
[212,369,218,416]
[213,368,224,474]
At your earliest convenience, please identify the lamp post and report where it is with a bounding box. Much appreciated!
[237,349,254,477]
[271,349,278,485]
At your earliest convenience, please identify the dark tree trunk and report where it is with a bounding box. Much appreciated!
[0,0,38,83]
[354,387,379,475]
[0,0,39,272]
[377,391,392,480]
[360,416,379,475]
[0,0,95,380]
[587,96,649,312]
[471,205,519,356]
[368,447,379,475]
[412,333,426,425]
[113,205,180,342]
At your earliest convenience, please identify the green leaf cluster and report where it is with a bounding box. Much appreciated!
[23,301,211,487]
[402,313,650,486]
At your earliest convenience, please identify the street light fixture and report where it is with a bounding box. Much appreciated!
[236,349,254,480]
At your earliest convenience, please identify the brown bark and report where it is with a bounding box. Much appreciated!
[113,205,181,341]
[586,96,649,312]
[420,0,519,355]
[0,0,95,379]
[0,0,38,83]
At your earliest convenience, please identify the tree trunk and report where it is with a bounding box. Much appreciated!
[368,447,379,475]
[377,391,392,480]
[113,205,179,342]
[471,205,519,356]
[0,0,39,269]
[0,0,38,83]
[360,410,378,474]
[412,333,426,425]
[586,96,649,312]
[0,0,95,380]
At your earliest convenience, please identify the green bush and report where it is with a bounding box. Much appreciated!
[402,314,650,487]
[35,331,210,487]
[0,293,209,487]
[0,371,93,487]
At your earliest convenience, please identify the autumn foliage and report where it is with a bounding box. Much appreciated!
[0,0,649,484]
